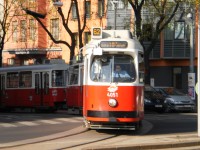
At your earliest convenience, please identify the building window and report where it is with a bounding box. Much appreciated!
[118,1,124,9]
[72,3,77,19]
[23,60,29,65]
[98,0,105,17]
[174,21,185,40]
[8,58,15,66]
[85,32,91,44]
[12,21,18,42]
[73,33,79,47]
[164,22,174,40]
[29,19,36,41]
[164,21,189,40]
[20,20,27,42]
[50,18,59,40]
[86,1,91,18]
[28,0,36,10]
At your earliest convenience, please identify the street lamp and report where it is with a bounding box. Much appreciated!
[111,0,119,30]
[187,12,194,73]
[197,23,200,137]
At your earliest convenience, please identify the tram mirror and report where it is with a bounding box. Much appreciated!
[93,47,102,55]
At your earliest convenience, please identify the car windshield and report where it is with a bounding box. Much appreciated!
[90,54,136,83]
[144,86,164,100]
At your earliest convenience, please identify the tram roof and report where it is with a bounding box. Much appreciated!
[0,64,69,73]
[88,30,143,53]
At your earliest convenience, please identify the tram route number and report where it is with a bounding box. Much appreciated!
[93,28,101,36]
[107,92,118,98]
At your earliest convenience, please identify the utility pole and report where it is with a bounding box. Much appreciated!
[111,1,119,30]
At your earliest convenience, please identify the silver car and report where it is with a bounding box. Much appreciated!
[154,87,196,112]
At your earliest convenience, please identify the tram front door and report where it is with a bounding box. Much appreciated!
[34,72,50,109]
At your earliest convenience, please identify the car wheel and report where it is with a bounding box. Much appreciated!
[165,106,171,113]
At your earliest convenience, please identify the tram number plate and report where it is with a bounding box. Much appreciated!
[155,105,162,108]
[107,92,118,98]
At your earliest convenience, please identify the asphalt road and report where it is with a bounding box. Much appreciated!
[145,112,197,135]
[0,111,83,143]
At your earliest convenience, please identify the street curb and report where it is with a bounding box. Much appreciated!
[82,139,200,150]
[0,126,87,149]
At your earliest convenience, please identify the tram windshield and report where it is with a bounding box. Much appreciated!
[91,55,136,83]
[52,70,66,87]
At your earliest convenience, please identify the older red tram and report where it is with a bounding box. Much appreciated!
[82,28,144,130]
[66,62,84,114]
[0,60,68,112]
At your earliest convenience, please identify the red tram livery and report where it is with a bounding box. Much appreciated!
[0,60,68,112]
[82,28,144,130]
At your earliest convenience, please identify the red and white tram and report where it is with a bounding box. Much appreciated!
[82,28,144,130]
[0,60,68,112]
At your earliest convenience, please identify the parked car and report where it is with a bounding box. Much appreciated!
[154,87,196,112]
[144,85,166,113]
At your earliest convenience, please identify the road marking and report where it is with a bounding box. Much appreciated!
[18,121,39,126]
[55,118,81,122]
[38,120,62,124]
[0,123,17,128]
[0,116,83,128]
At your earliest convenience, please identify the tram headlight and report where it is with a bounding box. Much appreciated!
[108,98,118,107]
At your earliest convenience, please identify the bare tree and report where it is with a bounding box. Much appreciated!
[127,0,181,84]
[22,0,87,63]
[0,0,21,67]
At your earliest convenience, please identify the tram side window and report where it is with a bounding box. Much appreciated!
[19,71,32,88]
[69,67,78,85]
[52,70,66,87]
[7,72,19,88]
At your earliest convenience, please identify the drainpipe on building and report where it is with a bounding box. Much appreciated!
[187,12,194,73]
[198,24,200,137]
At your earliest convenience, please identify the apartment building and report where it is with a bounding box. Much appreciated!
[2,0,107,65]
[146,3,199,95]
[2,0,132,66]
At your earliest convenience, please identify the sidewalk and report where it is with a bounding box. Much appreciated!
[82,132,200,150]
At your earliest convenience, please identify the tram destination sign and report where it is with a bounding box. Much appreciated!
[100,41,128,48]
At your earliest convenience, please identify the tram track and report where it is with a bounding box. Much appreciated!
[0,126,141,150]
[0,117,152,150]
[0,126,88,150]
